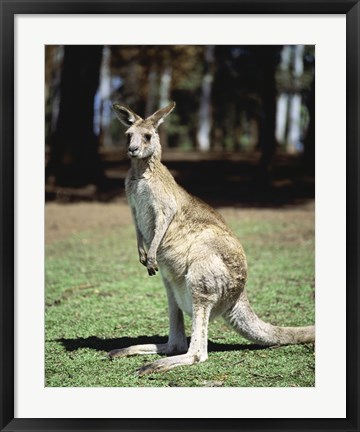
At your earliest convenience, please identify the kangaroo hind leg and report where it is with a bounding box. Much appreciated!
[137,301,212,376]
[109,277,187,359]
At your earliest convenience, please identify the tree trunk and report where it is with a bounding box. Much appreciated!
[275,94,289,144]
[145,65,158,118]
[303,76,315,174]
[258,47,280,181]
[287,93,302,153]
[47,45,104,188]
[287,45,304,153]
[275,46,292,145]
[159,65,172,108]
[45,46,64,145]
[197,46,215,151]
[96,45,112,148]
[158,63,172,147]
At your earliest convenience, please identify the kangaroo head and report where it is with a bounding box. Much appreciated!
[113,102,175,160]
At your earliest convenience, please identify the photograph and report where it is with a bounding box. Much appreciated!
[2,4,358,431]
[44,44,316,388]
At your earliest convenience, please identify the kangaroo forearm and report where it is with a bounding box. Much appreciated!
[148,229,166,257]
[136,231,147,266]
[146,212,175,276]
[148,213,174,258]
[131,207,147,265]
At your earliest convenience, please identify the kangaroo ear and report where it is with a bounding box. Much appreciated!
[113,103,142,127]
[147,102,176,129]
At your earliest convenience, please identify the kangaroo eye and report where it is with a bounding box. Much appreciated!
[144,133,152,142]
[126,133,132,144]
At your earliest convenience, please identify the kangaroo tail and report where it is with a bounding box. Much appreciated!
[223,290,315,346]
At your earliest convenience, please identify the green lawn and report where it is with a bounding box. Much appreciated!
[45,204,315,387]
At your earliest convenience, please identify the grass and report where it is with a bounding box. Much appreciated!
[45,205,315,387]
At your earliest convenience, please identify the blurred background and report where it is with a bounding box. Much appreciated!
[45,45,315,205]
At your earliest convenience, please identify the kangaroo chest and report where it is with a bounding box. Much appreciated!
[126,177,156,247]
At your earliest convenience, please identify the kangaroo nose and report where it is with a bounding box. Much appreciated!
[129,146,139,154]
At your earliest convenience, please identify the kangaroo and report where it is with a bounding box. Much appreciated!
[110,101,315,376]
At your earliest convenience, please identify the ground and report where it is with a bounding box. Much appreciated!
[45,198,132,244]
[45,198,314,244]
[45,197,315,388]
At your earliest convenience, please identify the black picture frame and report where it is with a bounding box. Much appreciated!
[1,1,359,431]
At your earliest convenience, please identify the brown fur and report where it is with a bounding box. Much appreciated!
[109,102,315,375]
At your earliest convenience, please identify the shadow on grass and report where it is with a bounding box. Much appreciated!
[55,335,269,354]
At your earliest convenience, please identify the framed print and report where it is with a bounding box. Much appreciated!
[1,1,359,431]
